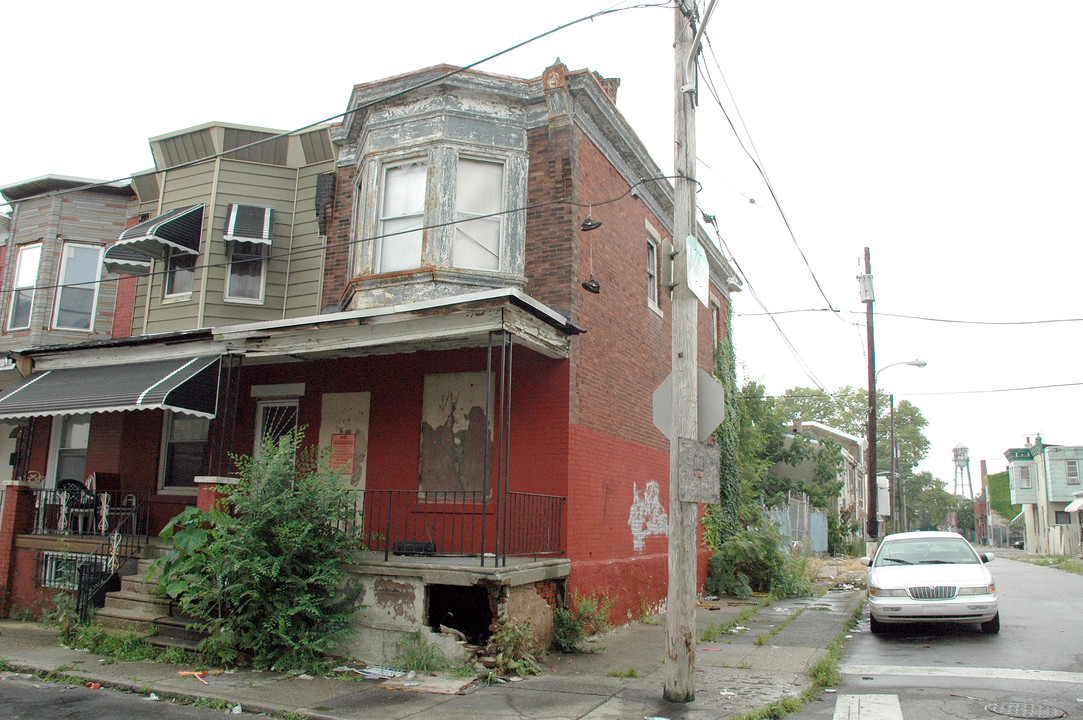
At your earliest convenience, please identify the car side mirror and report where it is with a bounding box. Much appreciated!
[980,552,995,563]
[859,556,871,567]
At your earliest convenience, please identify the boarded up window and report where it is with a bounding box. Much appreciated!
[419,373,490,494]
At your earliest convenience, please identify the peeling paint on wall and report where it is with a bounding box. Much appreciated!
[628,480,668,551]
[374,577,416,622]
[420,372,490,493]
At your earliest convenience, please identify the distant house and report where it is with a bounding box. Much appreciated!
[0,61,740,659]
[770,421,867,549]
[1004,436,1083,555]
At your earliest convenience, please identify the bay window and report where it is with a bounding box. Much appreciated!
[377,160,427,273]
[454,159,503,270]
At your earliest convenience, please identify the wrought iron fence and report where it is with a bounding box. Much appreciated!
[347,489,565,565]
[31,488,151,538]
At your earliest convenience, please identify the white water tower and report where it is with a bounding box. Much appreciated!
[953,444,973,498]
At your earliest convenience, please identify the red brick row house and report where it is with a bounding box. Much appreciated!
[0,61,740,658]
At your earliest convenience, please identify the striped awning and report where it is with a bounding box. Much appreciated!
[0,356,221,420]
[108,204,204,261]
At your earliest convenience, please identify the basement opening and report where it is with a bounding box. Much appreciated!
[427,584,493,645]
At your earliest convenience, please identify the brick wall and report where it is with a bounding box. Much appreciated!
[322,163,357,311]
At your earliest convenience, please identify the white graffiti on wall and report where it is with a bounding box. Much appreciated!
[628,480,668,551]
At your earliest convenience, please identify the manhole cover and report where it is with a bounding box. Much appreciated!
[985,703,1067,719]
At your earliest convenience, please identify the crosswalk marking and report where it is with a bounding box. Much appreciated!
[833,694,903,720]
[841,663,1083,685]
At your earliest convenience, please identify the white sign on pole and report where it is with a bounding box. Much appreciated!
[685,235,709,308]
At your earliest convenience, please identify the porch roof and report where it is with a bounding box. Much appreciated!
[0,356,220,420]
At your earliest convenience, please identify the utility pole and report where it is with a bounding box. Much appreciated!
[664,0,700,703]
[861,247,878,540]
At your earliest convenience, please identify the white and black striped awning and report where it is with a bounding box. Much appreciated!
[0,356,221,420]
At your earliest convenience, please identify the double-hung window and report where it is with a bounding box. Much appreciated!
[254,400,299,457]
[54,414,90,486]
[1067,460,1080,485]
[53,243,102,330]
[223,204,272,302]
[8,243,41,330]
[164,249,195,298]
[454,159,503,271]
[161,413,209,490]
[377,161,427,273]
[647,239,659,306]
[1018,465,1032,489]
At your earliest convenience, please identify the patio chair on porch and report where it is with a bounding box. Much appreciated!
[56,478,96,534]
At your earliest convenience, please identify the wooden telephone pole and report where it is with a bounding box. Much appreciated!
[664,0,718,703]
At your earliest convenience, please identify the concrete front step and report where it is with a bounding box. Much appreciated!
[100,590,172,615]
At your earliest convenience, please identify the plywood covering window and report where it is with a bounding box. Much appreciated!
[377,160,427,273]
[419,373,490,494]
[7,242,41,330]
[53,242,102,331]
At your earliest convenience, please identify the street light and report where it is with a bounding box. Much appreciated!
[875,359,927,536]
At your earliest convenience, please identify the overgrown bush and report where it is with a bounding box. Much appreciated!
[489,618,542,677]
[552,591,614,653]
[150,429,364,671]
[704,517,813,598]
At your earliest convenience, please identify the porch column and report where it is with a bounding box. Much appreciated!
[194,476,238,513]
[0,480,37,617]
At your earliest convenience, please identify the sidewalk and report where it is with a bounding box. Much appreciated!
[0,580,864,720]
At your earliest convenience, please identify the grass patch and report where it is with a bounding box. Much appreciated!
[1014,555,1083,576]
[606,666,640,678]
[701,595,773,642]
[753,605,807,646]
[732,695,804,720]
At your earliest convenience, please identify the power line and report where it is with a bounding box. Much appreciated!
[11,174,680,296]
[700,211,828,391]
[0,2,672,211]
[736,307,1083,326]
[694,34,843,320]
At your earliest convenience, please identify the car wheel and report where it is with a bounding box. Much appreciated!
[981,613,1000,634]
[870,615,886,635]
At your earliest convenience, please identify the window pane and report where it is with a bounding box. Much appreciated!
[258,403,298,448]
[454,160,502,270]
[379,217,424,273]
[57,415,90,484]
[378,162,426,272]
[166,252,195,296]
[647,242,658,303]
[9,244,41,329]
[227,244,264,300]
[164,415,208,488]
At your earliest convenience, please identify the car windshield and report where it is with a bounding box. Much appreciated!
[874,537,979,567]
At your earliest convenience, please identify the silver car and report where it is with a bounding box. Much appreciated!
[861,530,999,634]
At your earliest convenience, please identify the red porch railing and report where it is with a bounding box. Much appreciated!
[346,489,565,566]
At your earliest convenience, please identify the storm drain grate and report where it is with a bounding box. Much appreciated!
[984,702,1067,719]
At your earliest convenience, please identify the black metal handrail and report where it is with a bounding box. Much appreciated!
[346,489,565,564]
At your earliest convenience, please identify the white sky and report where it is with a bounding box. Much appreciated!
[3,1,1081,489]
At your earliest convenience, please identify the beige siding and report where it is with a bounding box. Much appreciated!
[283,163,334,318]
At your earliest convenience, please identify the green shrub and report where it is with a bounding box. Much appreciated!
[705,517,813,598]
[150,428,365,671]
[551,591,614,653]
[489,618,542,677]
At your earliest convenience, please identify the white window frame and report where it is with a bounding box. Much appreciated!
[48,414,91,489]
[647,238,659,306]
[158,412,210,495]
[225,241,268,303]
[164,249,195,299]
[52,242,103,331]
[1067,460,1080,485]
[1018,465,1032,489]
[254,399,300,457]
[376,159,427,273]
[645,221,664,317]
[453,158,504,271]
[7,242,42,330]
